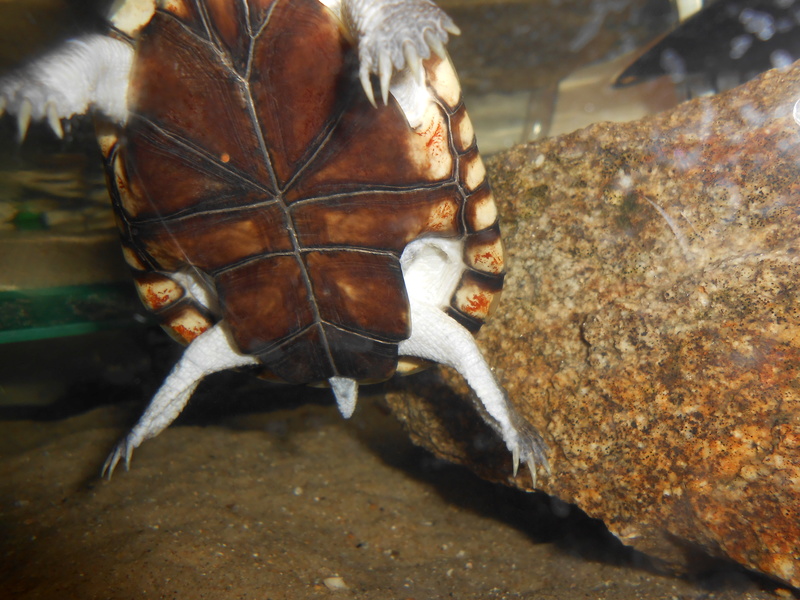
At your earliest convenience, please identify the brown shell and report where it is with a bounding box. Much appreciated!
[103,0,503,384]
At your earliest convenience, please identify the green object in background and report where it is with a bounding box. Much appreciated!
[12,210,46,231]
[0,283,149,344]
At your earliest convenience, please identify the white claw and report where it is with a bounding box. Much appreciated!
[403,42,422,81]
[512,444,520,477]
[378,50,392,105]
[528,460,537,489]
[360,66,377,108]
[444,21,461,36]
[46,101,64,139]
[424,30,447,60]
[17,99,32,142]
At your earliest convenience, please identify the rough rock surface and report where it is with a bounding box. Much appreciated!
[386,63,800,588]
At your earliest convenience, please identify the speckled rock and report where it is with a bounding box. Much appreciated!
[386,63,800,587]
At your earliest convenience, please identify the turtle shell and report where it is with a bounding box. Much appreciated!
[103,0,503,385]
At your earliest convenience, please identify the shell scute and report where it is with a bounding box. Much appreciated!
[130,11,273,187]
[450,104,476,153]
[215,256,313,354]
[160,303,214,344]
[283,96,453,203]
[463,185,498,232]
[134,272,185,311]
[465,225,504,275]
[249,0,350,186]
[426,56,462,110]
[451,270,504,326]
[110,0,498,385]
[304,251,410,342]
[459,146,487,192]
[136,205,292,272]
[291,188,461,252]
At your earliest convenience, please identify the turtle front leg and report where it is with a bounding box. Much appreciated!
[320,0,459,105]
[0,34,133,140]
[101,323,257,478]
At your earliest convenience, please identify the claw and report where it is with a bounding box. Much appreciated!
[46,101,63,139]
[360,66,377,108]
[424,30,447,60]
[17,98,31,142]
[101,435,134,480]
[512,444,520,477]
[378,49,392,105]
[443,21,461,36]
[0,96,6,118]
[528,460,537,489]
[403,41,422,81]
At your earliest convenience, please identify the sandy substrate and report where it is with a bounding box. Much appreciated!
[0,362,781,600]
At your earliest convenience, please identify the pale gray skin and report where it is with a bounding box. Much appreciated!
[0,0,549,484]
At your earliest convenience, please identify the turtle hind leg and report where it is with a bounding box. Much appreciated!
[398,300,549,485]
[101,323,257,479]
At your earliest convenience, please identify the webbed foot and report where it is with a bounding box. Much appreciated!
[350,0,460,105]
[0,34,133,139]
[510,421,551,489]
[0,77,66,141]
[101,433,137,479]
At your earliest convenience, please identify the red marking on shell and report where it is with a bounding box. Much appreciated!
[465,291,491,315]
[417,115,447,162]
[145,286,172,310]
[426,200,457,232]
[221,152,231,163]
[171,322,208,343]
[473,249,503,272]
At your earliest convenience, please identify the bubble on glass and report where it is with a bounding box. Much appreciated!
[660,48,686,83]
[793,99,800,127]
[776,16,794,33]
[730,34,753,59]
[770,49,794,69]
[739,8,775,41]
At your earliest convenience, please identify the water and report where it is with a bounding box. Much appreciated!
[0,0,792,597]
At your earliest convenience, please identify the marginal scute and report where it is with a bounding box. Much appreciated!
[450,105,475,152]
[453,275,503,322]
[109,0,156,36]
[465,229,504,275]
[395,356,431,375]
[121,243,147,271]
[427,55,462,110]
[461,148,488,192]
[111,152,137,217]
[162,305,213,344]
[135,273,185,311]
[160,0,202,27]
[464,186,498,232]
[94,122,119,159]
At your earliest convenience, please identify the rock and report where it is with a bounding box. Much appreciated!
[385,62,800,587]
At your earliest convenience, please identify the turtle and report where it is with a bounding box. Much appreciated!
[0,0,549,483]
